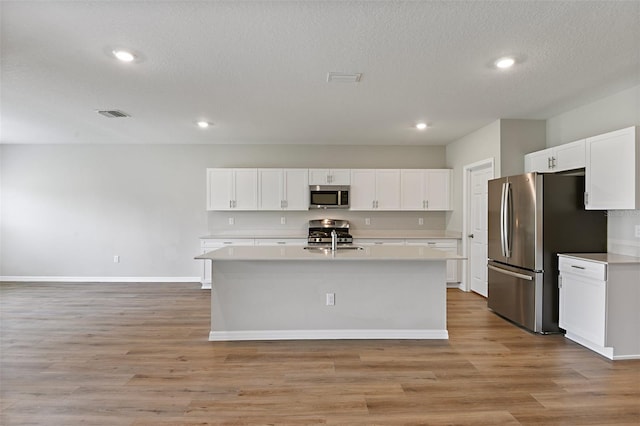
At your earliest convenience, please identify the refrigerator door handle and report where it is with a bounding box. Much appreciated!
[500,183,507,257]
[504,181,511,257]
[488,265,533,281]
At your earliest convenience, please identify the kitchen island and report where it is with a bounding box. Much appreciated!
[196,245,463,341]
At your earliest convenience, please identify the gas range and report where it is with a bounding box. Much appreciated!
[307,219,353,245]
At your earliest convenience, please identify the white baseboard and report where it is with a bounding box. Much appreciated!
[0,276,200,283]
[209,329,449,341]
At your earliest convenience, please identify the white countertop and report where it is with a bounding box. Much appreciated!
[201,230,462,240]
[559,253,640,265]
[197,245,465,261]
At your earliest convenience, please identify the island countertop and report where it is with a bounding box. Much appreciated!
[196,245,465,261]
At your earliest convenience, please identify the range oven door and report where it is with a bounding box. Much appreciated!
[487,260,543,333]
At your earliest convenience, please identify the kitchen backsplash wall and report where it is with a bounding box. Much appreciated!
[207,210,447,235]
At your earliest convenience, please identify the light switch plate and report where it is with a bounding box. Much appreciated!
[228,217,234,225]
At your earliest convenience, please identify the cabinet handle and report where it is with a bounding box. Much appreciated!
[571,265,586,270]
[229,200,232,208]
[548,157,552,169]
[425,200,429,209]
[584,192,588,206]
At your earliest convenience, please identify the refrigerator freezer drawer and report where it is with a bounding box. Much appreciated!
[488,262,542,333]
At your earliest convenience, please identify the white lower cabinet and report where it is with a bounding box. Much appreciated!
[200,239,255,288]
[405,239,460,284]
[558,255,640,360]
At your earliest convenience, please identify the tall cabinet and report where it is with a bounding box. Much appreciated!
[584,126,639,210]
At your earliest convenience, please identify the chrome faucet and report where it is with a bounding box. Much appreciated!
[331,229,337,251]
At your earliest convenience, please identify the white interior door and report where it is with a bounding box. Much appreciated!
[469,166,492,297]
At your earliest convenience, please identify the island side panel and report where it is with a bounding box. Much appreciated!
[209,259,447,340]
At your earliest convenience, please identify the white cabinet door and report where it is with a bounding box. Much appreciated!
[258,168,309,210]
[400,169,426,210]
[329,169,351,185]
[350,169,377,210]
[526,140,586,174]
[309,169,350,185]
[308,169,330,185]
[525,148,554,173]
[350,169,399,210]
[258,169,283,210]
[559,272,606,347]
[233,169,258,210]
[585,126,639,210]
[283,168,309,210]
[555,139,586,171]
[400,169,451,210]
[425,170,451,210]
[207,169,234,210]
[375,169,401,210]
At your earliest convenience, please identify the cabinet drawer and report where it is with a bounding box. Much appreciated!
[405,239,457,249]
[559,257,606,281]
[201,238,255,249]
[254,238,307,246]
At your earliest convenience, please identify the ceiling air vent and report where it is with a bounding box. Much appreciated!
[327,72,362,83]
[97,110,130,118]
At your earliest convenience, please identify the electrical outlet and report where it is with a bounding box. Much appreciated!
[635,225,640,238]
[228,217,234,225]
[280,216,286,225]
[113,255,120,263]
[365,218,371,225]
[326,293,335,306]
[418,217,424,225]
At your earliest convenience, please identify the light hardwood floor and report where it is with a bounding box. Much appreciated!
[1,282,638,425]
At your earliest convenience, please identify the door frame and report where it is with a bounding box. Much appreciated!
[461,158,495,292]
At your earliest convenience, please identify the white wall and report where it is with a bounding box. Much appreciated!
[0,143,446,280]
[546,84,640,256]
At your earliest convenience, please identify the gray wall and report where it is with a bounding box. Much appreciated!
[546,84,640,257]
[444,120,501,233]
[0,144,445,279]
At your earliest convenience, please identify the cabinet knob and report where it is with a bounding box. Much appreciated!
[468,234,474,238]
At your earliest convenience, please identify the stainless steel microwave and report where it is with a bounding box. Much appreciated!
[309,185,350,209]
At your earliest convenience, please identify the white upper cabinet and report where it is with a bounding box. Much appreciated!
[308,169,350,185]
[585,126,639,210]
[350,169,401,210]
[400,169,452,210]
[524,139,586,173]
[258,168,309,210]
[207,168,258,210]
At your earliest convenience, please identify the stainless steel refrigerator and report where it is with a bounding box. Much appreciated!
[487,172,606,333]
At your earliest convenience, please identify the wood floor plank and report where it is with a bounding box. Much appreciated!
[1,282,639,425]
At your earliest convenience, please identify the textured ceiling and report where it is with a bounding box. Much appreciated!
[1,1,639,145]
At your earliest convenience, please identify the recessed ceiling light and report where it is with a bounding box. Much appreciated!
[415,122,428,130]
[495,57,515,69]
[112,50,136,62]
[197,121,211,129]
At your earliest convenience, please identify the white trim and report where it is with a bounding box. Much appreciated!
[565,332,640,360]
[209,329,449,341]
[461,157,495,293]
[0,276,200,283]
